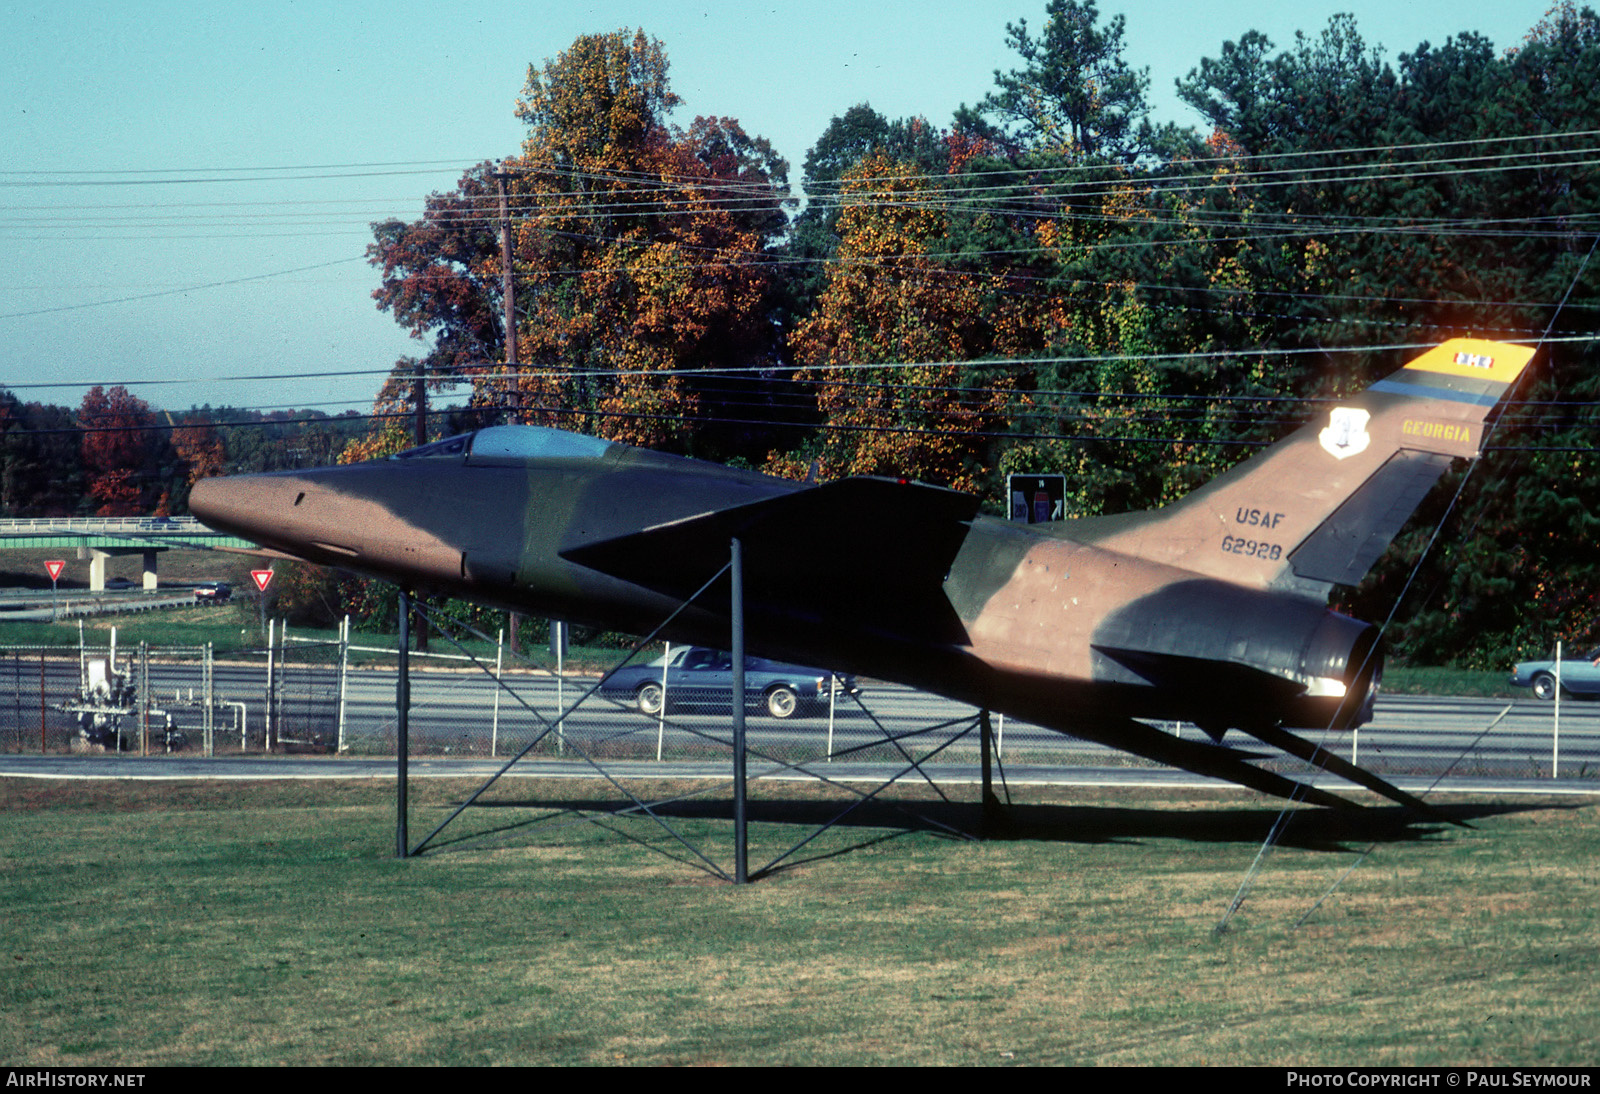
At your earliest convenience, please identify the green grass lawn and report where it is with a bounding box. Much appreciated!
[1,777,1593,1065]
[1381,665,1519,698]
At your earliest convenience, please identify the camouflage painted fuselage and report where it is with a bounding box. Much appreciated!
[190,340,1534,806]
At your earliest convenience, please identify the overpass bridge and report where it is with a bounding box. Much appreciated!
[0,516,255,590]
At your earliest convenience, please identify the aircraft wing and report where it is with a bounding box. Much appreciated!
[562,476,981,644]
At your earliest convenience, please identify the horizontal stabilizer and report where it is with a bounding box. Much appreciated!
[1241,723,1460,823]
[1064,717,1360,811]
[563,477,981,644]
[1093,645,1308,707]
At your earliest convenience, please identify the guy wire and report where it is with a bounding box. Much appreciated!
[1213,230,1600,936]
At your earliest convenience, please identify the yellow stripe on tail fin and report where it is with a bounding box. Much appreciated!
[1078,339,1536,593]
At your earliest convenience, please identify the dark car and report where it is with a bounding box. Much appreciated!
[102,577,138,591]
[193,581,232,602]
[1511,648,1600,700]
[599,646,858,719]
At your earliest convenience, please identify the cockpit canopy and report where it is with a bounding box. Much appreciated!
[390,425,613,463]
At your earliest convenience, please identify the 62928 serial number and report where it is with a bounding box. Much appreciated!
[1220,535,1282,560]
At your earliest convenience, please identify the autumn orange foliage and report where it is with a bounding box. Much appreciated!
[491,31,789,450]
[171,417,227,486]
[782,154,1033,493]
[79,386,155,516]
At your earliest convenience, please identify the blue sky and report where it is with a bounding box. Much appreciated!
[0,0,1560,417]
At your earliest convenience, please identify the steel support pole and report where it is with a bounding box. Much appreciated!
[397,588,411,858]
[1553,639,1562,778]
[980,708,996,832]
[731,537,748,885]
[204,642,214,757]
[265,619,275,753]
[139,641,149,756]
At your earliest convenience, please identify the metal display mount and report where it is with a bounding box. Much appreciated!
[391,537,1014,882]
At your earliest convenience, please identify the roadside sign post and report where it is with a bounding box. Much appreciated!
[252,569,274,645]
[44,560,65,621]
[1005,474,1065,523]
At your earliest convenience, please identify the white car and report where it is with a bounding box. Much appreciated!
[1511,649,1600,700]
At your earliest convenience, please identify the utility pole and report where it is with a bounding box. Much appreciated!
[412,375,426,447]
[495,168,518,400]
[411,375,429,653]
[495,166,523,655]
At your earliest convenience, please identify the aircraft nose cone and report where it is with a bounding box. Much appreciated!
[190,472,329,559]
[189,466,465,584]
[190,474,279,542]
[189,474,242,534]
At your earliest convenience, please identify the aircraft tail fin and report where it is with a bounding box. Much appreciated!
[1083,339,1535,591]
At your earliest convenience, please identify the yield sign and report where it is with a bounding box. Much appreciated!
[44,560,65,582]
[251,569,274,593]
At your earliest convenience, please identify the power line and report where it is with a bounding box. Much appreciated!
[0,257,365,320]
[11,333,1600,399]
[8,134,1600,237]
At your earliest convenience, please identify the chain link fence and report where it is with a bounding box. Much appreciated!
[0,625,343,756]
[4,625,1598,781]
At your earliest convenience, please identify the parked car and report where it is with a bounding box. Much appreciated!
[599,646,858,719]
[1510,649,1600,700]
[193,581,232,602]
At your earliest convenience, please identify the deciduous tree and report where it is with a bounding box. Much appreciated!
[506,31,791,454]
[0,392,84,517]
[368,30,792,462]
[79,386,157,516]
[781,153,1028,493]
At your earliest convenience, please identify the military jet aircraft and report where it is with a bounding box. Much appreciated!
[191,339,1533,812]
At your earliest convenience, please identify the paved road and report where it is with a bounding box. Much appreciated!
[342,666,1600,773]
[6,648,1599,788]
